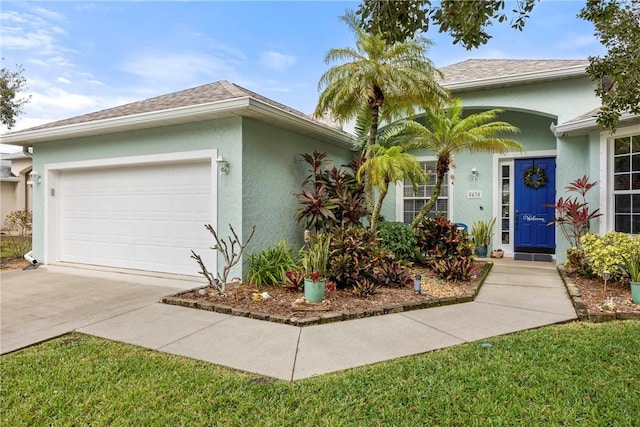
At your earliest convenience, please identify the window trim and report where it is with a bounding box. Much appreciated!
[602,123,640,234]
[395,156,453,223]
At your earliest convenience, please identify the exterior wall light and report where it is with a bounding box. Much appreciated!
[27,170,42,186]
[216,156,230,174]
[471,167,478,181]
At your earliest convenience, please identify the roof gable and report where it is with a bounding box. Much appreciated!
[22,81,313,133]
[1,81,351,147]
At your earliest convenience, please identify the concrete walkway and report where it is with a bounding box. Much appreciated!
[1,260,577,381]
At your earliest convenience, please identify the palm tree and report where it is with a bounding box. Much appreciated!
[314,11,447,213]
[357,125,426,233]
[403,99,524,228]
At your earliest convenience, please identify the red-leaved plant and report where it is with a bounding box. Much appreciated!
[545,175,602,248]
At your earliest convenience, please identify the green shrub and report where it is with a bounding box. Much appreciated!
[377,221,417,261]
[327,225,410,290]
[580,232,640,281]
[1,210,32,258]
[246,240,298,287]
[415,217,472,260]
[564,247,593,277]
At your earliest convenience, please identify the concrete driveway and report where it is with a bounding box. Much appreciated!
[0,265,200,354]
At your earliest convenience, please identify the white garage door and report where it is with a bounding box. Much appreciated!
[58,160,214,276]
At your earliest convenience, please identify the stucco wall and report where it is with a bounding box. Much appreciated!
[1,181,18,229]
[241,118,354,267]
[31,118,243,267]
[456,78,599,124]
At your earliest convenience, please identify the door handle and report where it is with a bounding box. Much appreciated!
[515,209,519,231]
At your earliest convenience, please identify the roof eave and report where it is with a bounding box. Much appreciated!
[552,112,640,137]
[443,66,587,92]
[0,97,354,148]
[0,98,251,146]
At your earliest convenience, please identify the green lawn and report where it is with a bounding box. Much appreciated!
[2,321,639,426]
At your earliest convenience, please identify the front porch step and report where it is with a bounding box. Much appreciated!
[513,253,553,262]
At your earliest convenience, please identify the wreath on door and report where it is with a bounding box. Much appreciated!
[523,165,547,189]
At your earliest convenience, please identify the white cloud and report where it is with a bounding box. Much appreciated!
[26,5,66,22]
[119,52,238,84]
[57,77,72,84]
[260,51,296,70]
[554,34,599,50]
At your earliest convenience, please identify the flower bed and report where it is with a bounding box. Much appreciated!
[162,262,492,326]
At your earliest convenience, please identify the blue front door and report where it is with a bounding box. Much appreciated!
[514,157,556,253]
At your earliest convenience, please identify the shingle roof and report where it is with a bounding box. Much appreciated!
[439,59,589,85]
[0,161,18,181]
[22,80,327,133]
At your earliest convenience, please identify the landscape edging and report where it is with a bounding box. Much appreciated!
[161,262,493,327]
[557,265,640,322]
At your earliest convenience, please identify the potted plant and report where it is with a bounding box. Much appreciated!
[471,217,496,258]
[622,254,640,304]
[302,233,331,303]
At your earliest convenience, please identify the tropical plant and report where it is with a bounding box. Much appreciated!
[376,253,413,286]
[352,278,379,297]
[327,224,408,290]
[377,221,417,261]
[302,233,331,280]
[357,142,425,232]
[415,217,473,260]
[546,175,602,248]
[283,268,305,292]
[431,257,475,282]
[622,253,640,283]
[399,99,521,228]
[314,11,447,210]
[246,240,298,287]
[294,151,366,233]
[471,217,497,248]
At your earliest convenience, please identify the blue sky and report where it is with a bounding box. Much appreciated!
[1,1,604,151]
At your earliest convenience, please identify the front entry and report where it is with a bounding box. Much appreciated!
[514,157,556,254]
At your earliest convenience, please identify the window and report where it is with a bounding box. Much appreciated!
[401,160,449,223]
[613,134,640,234]
[500,163,511,244]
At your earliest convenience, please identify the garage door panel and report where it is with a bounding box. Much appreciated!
[58,160,214,276]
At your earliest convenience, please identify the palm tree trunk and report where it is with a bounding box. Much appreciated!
[364,105,380,220]
[370,186,387,234]
[410,172,443,228]
[411,155,451,228]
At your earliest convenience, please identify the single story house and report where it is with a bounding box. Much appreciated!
[1,81,354,276]
[2,59,638,276]
[0,151,32,230]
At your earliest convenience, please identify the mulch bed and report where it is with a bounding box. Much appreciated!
[162,262,492,327]
[559,266,640,322]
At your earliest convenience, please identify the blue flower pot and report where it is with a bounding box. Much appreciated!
[474,246,488,258]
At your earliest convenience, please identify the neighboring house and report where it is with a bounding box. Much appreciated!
[2,60,638,275]
[0,152,32,231]
[383,59,640,262]
[0,81,353,275]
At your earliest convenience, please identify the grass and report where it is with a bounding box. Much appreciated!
[2,321,639,426]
